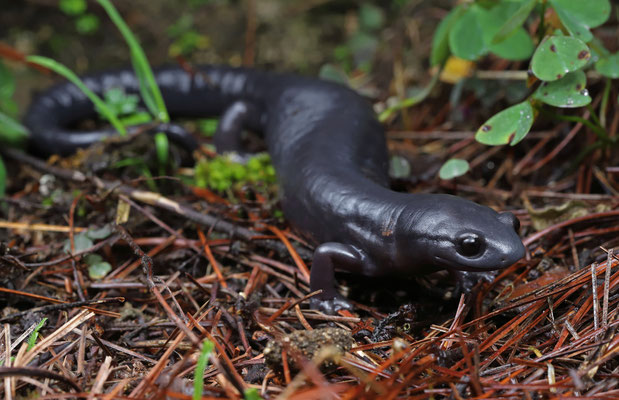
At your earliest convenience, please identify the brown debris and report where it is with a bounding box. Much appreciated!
[263,327,354,372]
[1,2,619,398]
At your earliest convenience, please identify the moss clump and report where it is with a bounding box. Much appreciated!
[194,153,276,192]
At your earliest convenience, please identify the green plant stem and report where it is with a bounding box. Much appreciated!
[96,0,169,123]
[569,141,606,172]
[537,0,547,43]
[0,156,6,199]
[154,131,169,175]
[193,340,214,400]
[540,108,610,143]
[586,39,609,59]
[27,56,126,136]
[27,318,47,351]
[378,70,441,122]
[599,78,611,128]
[585,104,602,128]
[0,110,29,145]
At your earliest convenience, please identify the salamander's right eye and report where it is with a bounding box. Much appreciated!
[457,234,484,258]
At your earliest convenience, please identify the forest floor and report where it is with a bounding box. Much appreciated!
[0,0,618,398]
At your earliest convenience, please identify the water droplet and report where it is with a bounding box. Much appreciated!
[566,98,574,105]
[580,89,589,96]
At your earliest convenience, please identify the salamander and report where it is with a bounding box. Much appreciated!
[25,65,526,313]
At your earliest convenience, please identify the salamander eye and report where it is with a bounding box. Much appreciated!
[457,234,484,257]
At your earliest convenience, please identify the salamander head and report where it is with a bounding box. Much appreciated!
[398,194,525,271]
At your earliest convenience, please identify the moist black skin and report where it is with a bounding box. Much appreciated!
[25,65,526,314]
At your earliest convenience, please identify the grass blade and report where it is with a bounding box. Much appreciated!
[193,340,215,400]
[378,71,440,122]
[491,0,537,44]
[0,110,29,145]
[0,155,5,199]
[96,0,169,123]
[26,55,127,136]
[154,131,169,168]
[27,318,47,351]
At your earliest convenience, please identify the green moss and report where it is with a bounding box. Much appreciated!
[194,153,277,192]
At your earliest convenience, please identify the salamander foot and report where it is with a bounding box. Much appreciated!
[451,270,497,295]
[309,242,369,314]
[310,293,353,315]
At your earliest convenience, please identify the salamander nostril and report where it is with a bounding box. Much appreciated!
[499,212,520,232]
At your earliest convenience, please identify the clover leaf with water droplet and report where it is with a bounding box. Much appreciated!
[533,70,591,108]
[531,36,590,81]
[476,101,534,146]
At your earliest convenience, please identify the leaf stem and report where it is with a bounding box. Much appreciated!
[378,69,441,122]
[26,55,127,136]
[569,141,606,173]
[96,0,169,123]
[537,0,547,43]
[585,104,602,128]
[599,78,611,129]
[540,108,610,143]
[193,340,214,400]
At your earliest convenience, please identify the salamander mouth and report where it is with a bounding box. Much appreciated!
[433,255,498,272]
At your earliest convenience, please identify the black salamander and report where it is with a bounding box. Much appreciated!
[25,65,526,313]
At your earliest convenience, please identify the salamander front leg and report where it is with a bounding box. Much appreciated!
[450,270,497,296]
[214,100,262,157]
[309,242,369,314]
